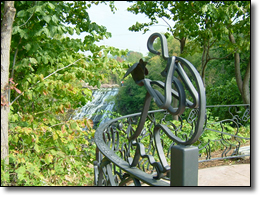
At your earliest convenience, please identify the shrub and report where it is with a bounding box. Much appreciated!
[1,119,96,186]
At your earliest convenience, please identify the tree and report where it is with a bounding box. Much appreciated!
[5,0,128,119]
[127,1,187,54]
[1,1,16,166]
[125,51,143,63]
[127,1,250,104]
[1,1,129,185]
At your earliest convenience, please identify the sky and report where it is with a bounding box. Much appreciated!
[71,1,175,56]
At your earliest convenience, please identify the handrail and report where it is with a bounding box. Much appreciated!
[94,104,250,186]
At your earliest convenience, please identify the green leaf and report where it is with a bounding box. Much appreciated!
[68,27,74,35]
[50,150,57,155]
[52,15,59,24]
[47,2,55,10]
[36,56,41,64]
[17,10,27,18]
[75,27,80,35]
[70,122,78,130]
[97,80,101,88]
[68,144,75,151]
[18,28,28,39]
[9,113,19,122]
[202,5,208,13]
[42,56,48,64]
[42,27,51,37]
[15,166,26,175]
[24,43,31,51]
[53,132,58,140]
[43,15,51,23]
[29,57,38,65]
[35,5,42,13]
[45,154,53,164]
[12,26,20,35]
[27,91,33,100]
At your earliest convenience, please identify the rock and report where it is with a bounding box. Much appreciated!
[234,146,250,160]
[82,83,119,90]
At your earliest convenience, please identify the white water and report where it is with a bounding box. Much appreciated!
[73,88,119,128]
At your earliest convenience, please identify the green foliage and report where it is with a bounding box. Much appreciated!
[125,51,144,64]
[115,77,148,115]
[1,1,129,186]
[8,1,129,112]
[127,1,250,101]
[207,78,242,106]
[160,116,250,156]
[2,118,96,186]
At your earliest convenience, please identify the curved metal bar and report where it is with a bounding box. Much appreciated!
[129,92,152,141]
[143,78,186,115]
[130,141,167,179]
[94,119,170,186]
[175,61,199,108]
[146,33,206,144]
[142,57,177,110]
[147,32,169,59]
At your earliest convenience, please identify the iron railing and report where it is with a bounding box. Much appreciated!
[198,104,250,162]
[93,32,250,186]
[93,104,250,186]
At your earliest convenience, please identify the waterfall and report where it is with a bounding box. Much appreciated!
[73,88,119,128]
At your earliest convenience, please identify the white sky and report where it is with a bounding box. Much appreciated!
[71,1,175,56]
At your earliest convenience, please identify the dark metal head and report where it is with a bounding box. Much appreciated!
[123,59,148,86]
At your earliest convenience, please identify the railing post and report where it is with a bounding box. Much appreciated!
[170,144,199,186]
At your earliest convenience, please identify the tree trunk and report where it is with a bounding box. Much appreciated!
[229,33,250,104]
[179,37,186,55]
[201,44,207,87]
[1,1,16,166]
[242,60,250,104]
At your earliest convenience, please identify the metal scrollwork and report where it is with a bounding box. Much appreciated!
[123,33,206,145]
[198,105,250,162]
[94,32,208,186]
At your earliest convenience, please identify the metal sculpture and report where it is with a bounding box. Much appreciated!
[94,32,207,186]
[122,32,206,145]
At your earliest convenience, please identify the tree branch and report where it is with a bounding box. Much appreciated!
[209,52,233,61]
[209,37,218,49]
[11,38,21,79]
[161,17,173,33]
[8,38,22,103]
[10,58,82,105]
[49,122,65,128]
[18,1,37,28]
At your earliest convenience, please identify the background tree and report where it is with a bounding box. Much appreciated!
[125,51,143,63]
[127,1,250,104]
